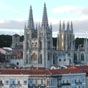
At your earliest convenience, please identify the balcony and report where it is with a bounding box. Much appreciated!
[28,84,46,88]
[10,83,21,88]
[58,83,71,87]
[75,81,82,85]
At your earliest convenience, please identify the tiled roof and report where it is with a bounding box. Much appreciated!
[0,69,51,75]
[50,69,84,74]
[75,65,88,70]
[68,65,88,76]
[0,68,84,75]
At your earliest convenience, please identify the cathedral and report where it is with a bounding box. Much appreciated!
[9,3,88,69]
[23,4,53,68]
[22,3,75,68]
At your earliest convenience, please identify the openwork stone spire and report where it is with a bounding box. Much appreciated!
[71,21,73,32]
[28,5,34,29]
[59,21,61,32]
[42,3,48,28]
[63,21,65,29]
[67,22,70,31]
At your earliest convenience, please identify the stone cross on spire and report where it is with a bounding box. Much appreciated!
[28,5,34,29]
[42,3,48,28]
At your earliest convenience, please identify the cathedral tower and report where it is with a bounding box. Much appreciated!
[11,34,20,49]
[57,21,74,51]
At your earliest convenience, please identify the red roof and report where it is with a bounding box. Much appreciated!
[0,68,84,75]
[69,65,88,76]
[75,65,88,70]
[50,69,84,74]
[0,69,51,75]
[69,66,77,69]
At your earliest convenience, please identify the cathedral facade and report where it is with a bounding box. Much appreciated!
[23,4,53,68]
[23,3,76,69]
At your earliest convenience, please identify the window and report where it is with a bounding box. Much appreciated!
[28,79,33,86]
[10,79,15,85]
[74,53,77,63]
[41,79,43,84]
[32,53,37,61]
[17,62,19,65]
[18,81,20,84]
[35,80,37,84]
[48,53,51,61]
[39,40,42,50]
[47,80,50,85]
[5,80,9,85]
[81,53,84,61]
[24,80,27,85]
[0,80,2,85]
[64,59,66,61]
[48,41,51,49]
[59,59,61,61]
[38,54,42,64]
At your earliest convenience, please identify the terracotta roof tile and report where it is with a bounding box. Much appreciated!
[50,69,84,74]
[0,68,84,75]
[0,69,51,75]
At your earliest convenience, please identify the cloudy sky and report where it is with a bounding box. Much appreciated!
[0,0,88,37]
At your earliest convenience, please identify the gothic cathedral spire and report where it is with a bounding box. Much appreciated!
[67,22,70,31]
[59,21,61,32]
[28,5,34,29]
[71,21,73,33]
[42,3,48,28]
[62,21,65,31]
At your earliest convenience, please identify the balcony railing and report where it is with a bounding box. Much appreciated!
[10,83,21,88]
[75,81,82,85]
[58,83,71,87]
[28,84,46,88]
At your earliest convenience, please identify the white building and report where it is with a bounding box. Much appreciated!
[50,68,86,88]
[0,69,57,88]
[0,68,86,88]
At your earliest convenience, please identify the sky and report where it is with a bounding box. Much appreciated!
[0,0,88,37]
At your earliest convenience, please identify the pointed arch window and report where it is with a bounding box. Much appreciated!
[32,53,37,61]
[74,53,77,63]
[39,40,42,50]
[38,54,42,64]
[81,53,84,61]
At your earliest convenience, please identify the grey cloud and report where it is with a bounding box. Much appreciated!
[0,20,88,37]
[0,20,25,29]
[81,7,88,15]
[52,20,88,37]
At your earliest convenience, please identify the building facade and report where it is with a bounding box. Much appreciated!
[0,69,86,88]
